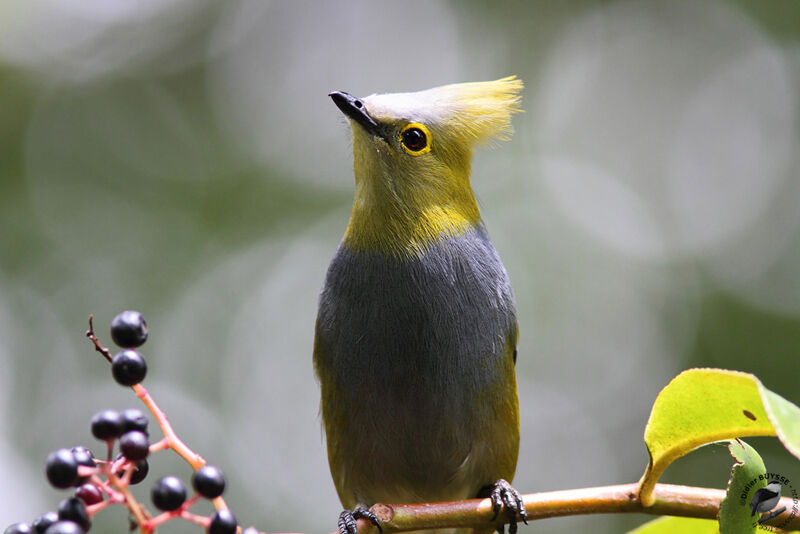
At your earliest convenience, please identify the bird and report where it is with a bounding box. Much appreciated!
[314,77,526,534]
[750,481,782,517]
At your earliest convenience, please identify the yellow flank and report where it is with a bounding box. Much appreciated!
[341,76,523,258]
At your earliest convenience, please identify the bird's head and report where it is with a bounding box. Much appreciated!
[330,76,523,257]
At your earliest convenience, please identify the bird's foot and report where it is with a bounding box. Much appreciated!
[337,506,382,534]
[481,479,528,534]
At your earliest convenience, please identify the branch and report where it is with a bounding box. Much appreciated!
[340,483,800,533]
[84,314,232,532]
[86,314,113,363]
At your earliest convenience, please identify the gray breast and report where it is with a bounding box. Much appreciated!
[315,223,516,412]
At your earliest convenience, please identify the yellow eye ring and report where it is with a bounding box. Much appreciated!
[399,123,432,155]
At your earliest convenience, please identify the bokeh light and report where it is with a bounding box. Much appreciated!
[1,1,798,532]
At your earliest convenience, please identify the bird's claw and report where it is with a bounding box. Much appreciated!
[487,479,527,534]
[337,506,382,534]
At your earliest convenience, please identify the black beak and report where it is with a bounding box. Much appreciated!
[329,91,384,139]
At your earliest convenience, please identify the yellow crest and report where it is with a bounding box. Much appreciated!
[365,76,523,146]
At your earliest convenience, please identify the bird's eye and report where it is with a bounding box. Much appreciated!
[402,128,426,151]
[399,123,431,155]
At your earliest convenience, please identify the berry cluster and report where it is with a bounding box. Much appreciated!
[4,312,257,534]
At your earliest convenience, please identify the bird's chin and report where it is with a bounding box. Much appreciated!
[353,130,391,159]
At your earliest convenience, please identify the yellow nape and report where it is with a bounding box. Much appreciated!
[341,76,523,258]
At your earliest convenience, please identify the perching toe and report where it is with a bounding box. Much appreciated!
[337,506,382,534]
[483,479,527,534]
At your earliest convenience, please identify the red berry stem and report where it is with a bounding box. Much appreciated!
[108,456,126,474]
[101,458,151,531]
[144,495,202,530]
[177,510,211,528]
[89,473,121,500]
[118,462,136,485]
[148,437,171,454]
[132,383,207,471]
[76,466,97,478]
[85,314,233,532]
[86,497,118,516]
[89,475,119,500]
[143,511,177,531]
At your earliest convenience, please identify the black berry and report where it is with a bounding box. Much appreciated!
[208,510,237,534]
[111,350,147,386]
[119,431,149,462]
[110,311,148,348]
[46,449,79,489]
[129,459,149,485]
[121,408,149,434]
[90,410,123,441]
[71,447,95,484]
[32,512,58,534]
[115,455,149,485]
[192,465,226,499]
[57,497,90,531]
[4,523,32,534]
[43,522,84,534]
[75,483,103,506]
[151,476,186,511]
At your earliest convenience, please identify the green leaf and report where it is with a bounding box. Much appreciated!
[719,440,766,534]
[627,516,719,533]
[760,387,800,459]
[637,368,800,506]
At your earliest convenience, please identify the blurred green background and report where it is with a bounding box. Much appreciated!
[1,1,799,532]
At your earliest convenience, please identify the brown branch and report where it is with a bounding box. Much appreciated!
[339,483,800,533]
[86,314,113,363]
